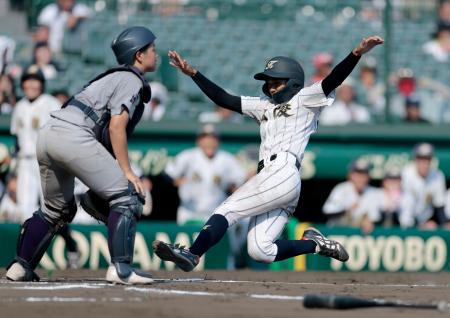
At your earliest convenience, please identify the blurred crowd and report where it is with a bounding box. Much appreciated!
[323,142,450,232]
[0,0,449,235]
[1,0,450,124]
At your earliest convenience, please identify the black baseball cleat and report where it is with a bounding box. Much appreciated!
[152,241,199,272]
[302,227,349,262]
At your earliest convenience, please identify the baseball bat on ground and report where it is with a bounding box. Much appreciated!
[303,294,446,310]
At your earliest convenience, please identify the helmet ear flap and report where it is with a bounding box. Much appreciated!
[262,82,271,98]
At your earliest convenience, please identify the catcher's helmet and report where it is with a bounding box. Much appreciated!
[254,56,305,104]
[111,26,156,65]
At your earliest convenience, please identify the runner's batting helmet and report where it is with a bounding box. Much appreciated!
[254,56,305,104]
[111,26,156,65]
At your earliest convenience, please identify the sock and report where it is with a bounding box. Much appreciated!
[189,214,229,257]
[273,239,317,262]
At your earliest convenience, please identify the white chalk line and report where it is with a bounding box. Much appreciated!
[2,296,143,303]
[0,278,447,289]
[126,286,305,301]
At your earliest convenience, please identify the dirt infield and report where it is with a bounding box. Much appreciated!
[1,269,449,318]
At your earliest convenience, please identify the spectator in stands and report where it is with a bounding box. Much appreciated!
[438,0,450,23]
[423,21,450,63]
[309,52,333,84]
[319,78,371,125]
[0,174,21,223]
[142,81,168,121]
[52,89,70,105]
[403,94,429,123]
[0,74,16,113]
[38,0,93,54]
[402,143,449,229]
[390,68,449,123]
[357,168,415,233]
[26,42,60,80]
[356,57,385,119]
[323,158,376,226]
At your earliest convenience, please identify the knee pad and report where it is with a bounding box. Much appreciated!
[43,197,77,225]
[247,238,277,264]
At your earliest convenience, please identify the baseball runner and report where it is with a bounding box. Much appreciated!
[6,26,157,284]
[153,36,384,271]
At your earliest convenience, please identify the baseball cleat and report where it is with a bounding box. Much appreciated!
[105,265,154,285]
[152,241,199,272]
[302,227,349,262]
[5,262,40,282]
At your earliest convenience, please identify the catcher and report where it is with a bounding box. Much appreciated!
[6,26,156,284]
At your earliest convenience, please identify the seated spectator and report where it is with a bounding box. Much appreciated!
[423,21,450,63]
[26,42,60,80]
[0,74,16,113]
[357,168,415,233]
[309,52,333,84]
[38,0,93,54]
[403,94,429,123]
[390,68,449,123]
[356,57,385,118]
[142,81,169,121]
[402,143,449,229]
[199,104,243,124]
[320,78,371,125]
[0,174,21,222]
[323,159,376,226]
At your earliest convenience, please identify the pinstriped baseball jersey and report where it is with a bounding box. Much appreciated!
[212,81,336,263]
[241,81,335,163]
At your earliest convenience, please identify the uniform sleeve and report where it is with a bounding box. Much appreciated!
[73,4,93,18]
[445,189,450,219]
[431,171,447,207]
[299,81,335,108]
[322,183,350,215]
[399,192,416,228]
[37,4,55,26]
[10,103,20,135]
[355,190,381,222]
[241,96,267,122]
[108,75,141,116]
[165,151,190,180]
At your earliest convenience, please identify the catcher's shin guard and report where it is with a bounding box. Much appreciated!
[7,210,62,281]
[107,189,144,279]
